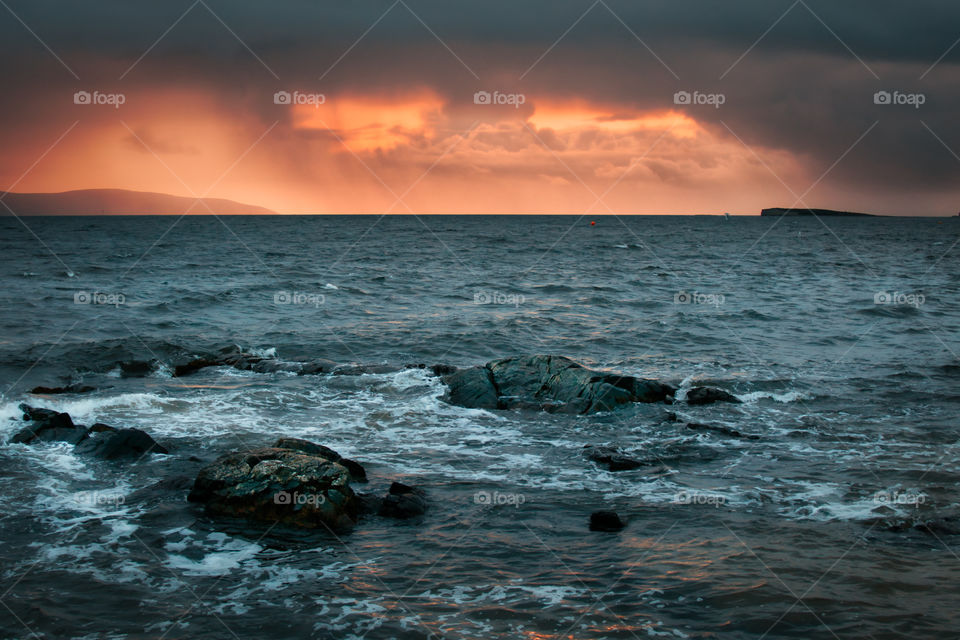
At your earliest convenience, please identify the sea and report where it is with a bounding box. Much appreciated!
[0,214,958,639]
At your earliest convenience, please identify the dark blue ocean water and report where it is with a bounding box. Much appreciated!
[0,215,958,639]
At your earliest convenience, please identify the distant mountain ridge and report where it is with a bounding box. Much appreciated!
[0,189,275,215]
[761,207,873,217]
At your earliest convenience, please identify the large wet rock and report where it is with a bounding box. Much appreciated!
[11,403,88,445]
[188,441,359,530]
[442,355,674,414]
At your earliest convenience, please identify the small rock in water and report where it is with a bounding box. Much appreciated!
[590,510,626,532]
[30,384,96,395]
[75,428,169,459]
[686,386,741,406]
[379,482,427,519]
[583,445,643,471]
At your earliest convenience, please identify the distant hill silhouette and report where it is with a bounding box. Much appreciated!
[0,189,275,215]
[761,207,872,217]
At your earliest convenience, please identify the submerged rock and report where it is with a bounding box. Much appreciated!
[188,441,359,530]
[442,355,674,414]
[590,510,626,531]
[75,427,169,459]
[686,422,760,440]
[686,386,741,406]
[30,384,96,395]
[583,445,643,471]
[379,482,427,519]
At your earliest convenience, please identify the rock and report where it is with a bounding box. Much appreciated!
[74,428,169,459]
[118,360,154,377]
[188,445,358,530]
[686,422,760,440]
[273,438,366,482]
[295,359,338,375]
[442,367,500,410]
[583,445,643,471]
[333,364,401,376]
[173,349,337,377]
[405,363,458,376]
[88,423,117,433]
[11,404,88,445]
[590,510,626,531]
[379,482,427,519]
[173,357,220,377]
[686,386,741,406]
[30,384,96,395]
[442,355,675,414]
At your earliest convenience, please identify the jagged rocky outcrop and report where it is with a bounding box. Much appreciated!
[441,355,675,414]
[11,404,168,458]
[11,404,87,445]
[169,345,456,379]
[188,439,362,530]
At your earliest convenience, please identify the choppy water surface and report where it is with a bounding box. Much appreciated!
[0,215,958,639]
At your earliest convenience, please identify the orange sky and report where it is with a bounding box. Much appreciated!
[0,87,862,214]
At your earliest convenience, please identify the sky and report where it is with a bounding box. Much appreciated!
[1,0,958,215]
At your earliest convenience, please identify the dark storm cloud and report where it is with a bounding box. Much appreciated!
[1,0,958,206]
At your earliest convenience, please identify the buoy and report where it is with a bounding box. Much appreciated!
[590,221,596,226]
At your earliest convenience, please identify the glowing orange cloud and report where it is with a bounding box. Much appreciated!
[292,91,446,152]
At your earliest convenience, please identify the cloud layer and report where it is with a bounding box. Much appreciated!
[1,0,958,214]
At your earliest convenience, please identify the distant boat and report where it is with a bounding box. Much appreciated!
[724,212,731,220]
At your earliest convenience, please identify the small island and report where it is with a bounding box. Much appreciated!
[761,207,873,217]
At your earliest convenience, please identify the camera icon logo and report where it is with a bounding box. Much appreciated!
[274,91,292,105]
[674,291,692,304]
[474,91,492,105]
[74,91,92,105]
[874,91,892,105]
[74,291,91,304]
[274,491,292,505]
[274,291,291,304]
[474,291,492,304]
[674,91,692,105]
[874,291,891,305]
